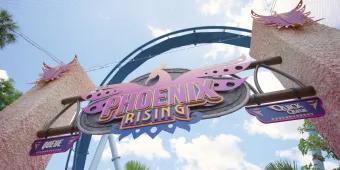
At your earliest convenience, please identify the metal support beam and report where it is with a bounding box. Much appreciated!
[247,56,282,69]
[37,125,79,138]
[247,86,316,105]
[108,135,121,170]
[88,135,121,170]
[72,134,91,170]
[89,135,108,170]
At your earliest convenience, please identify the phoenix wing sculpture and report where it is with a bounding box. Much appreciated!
[35,57,77,84]
[251,0,319,29]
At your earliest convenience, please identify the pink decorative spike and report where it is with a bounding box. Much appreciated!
[36,57,77,84]
[251,0,320,29]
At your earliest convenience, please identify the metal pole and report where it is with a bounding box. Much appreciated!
[65,145,74,170]
[246,86,316,106]
[89,135,108,170]
[307,128,325,170]
[108,135,122,170]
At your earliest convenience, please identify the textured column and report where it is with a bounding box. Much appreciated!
[0,59,95,170]
[250,21,340,156]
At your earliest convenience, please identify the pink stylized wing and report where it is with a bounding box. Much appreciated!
[174,57,251,92]
[251,10,290,28]
[212,77,247,92]
[36,57,76,83]
[176,57,251,81]
[278,1,307,26]
[81,83,144,114]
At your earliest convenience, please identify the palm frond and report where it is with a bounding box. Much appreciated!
[265,160,298,170]
[0,10,18,49]
[125,160,150,170]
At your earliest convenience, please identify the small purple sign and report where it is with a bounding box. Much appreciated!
[29,134,79,156]
[246,97,325,123]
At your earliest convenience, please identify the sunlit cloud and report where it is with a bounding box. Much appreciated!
[275,147,339,169]
[203,44,249,61]
[243,117,304,140]
[246,70,285,93]
[200,0,225,16]
[170,134,261,170]
[0,69,9,80]
[147,25,171,38]
[102,135,170,161]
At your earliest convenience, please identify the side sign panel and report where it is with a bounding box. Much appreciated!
[30,134,80,156]
[245,97,325,123]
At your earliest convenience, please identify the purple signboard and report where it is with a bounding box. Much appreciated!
[245,97,325,123]
[30,134,79,156]
[78,57,251,140]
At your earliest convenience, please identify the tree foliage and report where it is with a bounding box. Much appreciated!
[125,160,150,170]
[298,120,339,160]
[265,160,298,170]
[0,79,21,111]
[0,9,17,49]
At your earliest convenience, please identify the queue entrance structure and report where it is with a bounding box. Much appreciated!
[71,26,252,170]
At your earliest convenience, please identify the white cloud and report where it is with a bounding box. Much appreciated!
[246,70,285,93]
[198,0,254,61]
[203,44,249,61]
[170,134,261,170]
[198,0,268,29]
[199,0,340,29]
[200,0,225,16]
[227,0,339,29]
[147,25,171,38]
[0,69,9,80]
[275,147,312,165]
[275,147,339,169]
[243,117,304,140]
[228,0,274,29]
[204,44,234,60]
[102,135,170,161]
[324,161,340,170]
[304,0,340,28]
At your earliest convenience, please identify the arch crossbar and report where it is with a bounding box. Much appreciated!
[102,26,251,85]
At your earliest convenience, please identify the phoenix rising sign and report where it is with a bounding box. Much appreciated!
[80,57,250,139]
[111,79,222,130]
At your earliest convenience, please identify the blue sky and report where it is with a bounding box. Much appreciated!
[1,0,339,169]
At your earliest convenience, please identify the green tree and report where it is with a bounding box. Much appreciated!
[265,160,298,170]
[0,79,22,111]
[125,160,150,170]
[298,120,339,160]
[0,9,18,49]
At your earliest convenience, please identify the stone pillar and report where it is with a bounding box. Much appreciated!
[0,59,95,169]
[250,21,340,157]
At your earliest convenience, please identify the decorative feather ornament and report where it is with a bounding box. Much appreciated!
[251,0,320,29]
[35,57,77,84]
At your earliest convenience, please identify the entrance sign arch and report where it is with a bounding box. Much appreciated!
[72,26,252,170]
